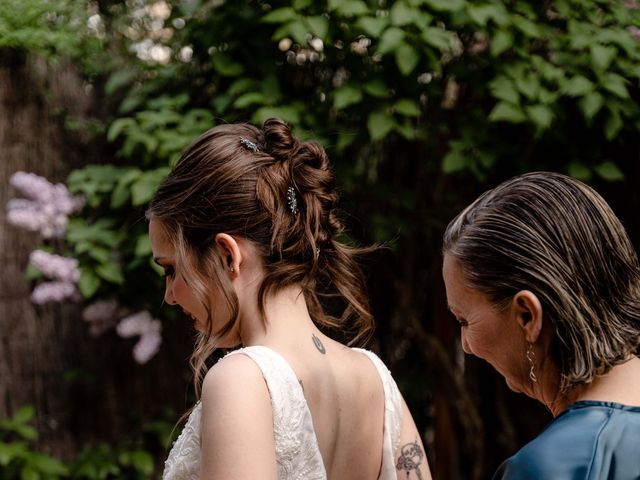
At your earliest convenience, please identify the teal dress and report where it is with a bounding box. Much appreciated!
[493,401,640,480]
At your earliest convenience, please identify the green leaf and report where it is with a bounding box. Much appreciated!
[561,75,594,97]
[394,99,421,117]
[490,30,512,56]
[107,118,135,142]
[442,149,467,173]
[233,92,265,109]
[305,16,329,38]
[0,442,28,466]
[367,112,395,141]
[288,20,310,44]
[105,70,137,96]
[129,451,154,475]
[395,43,419,75]
[489,76,519,104]
[131,169,168,206]
[590,44,616,71]
[14,406,35,424]
[110,168,141,209]
[363,79,390,98]
[489,102,526,123]
[293,0,313,8]
[602,73,629,99]
[421,27,452,51]
[377,27,405,54]
[135,235,152,257]
[333,85,363,109]
[78,269,100,298]
[211,54,245,77]
[390,1,415,26]
[594,161,624,181]
[25,452,68,475]
[355,16,388,37]
[329,0,369,16]
[604,110,623,140]
[567,163,592,181]
[96,262,125,285]
[579,92,604,120]
[515,74,540,100]
[423,0,465,12]
[262,8,297,24]
[467,5,497,26]
[395,121,416,140]
[252,105,301,125]
[526,104,554,130]
[15,425,37,441]
[512,15,541,37]
[21,464,39,480]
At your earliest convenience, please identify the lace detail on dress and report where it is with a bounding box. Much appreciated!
[162,402,202,480]
[228,346,326,480]
[161,346,403,480]
[353,348,403,480]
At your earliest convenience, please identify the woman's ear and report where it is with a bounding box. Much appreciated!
[215,233,242,276]
[512,290,543,343]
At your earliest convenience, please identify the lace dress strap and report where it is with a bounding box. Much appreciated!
[162,402,202,480]
[352,348,403,480]
[226,346,327,480]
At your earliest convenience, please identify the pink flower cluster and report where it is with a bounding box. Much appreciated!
[82,298,123,337]
[7,171,84,238]
[116,311,162,364]
[29,250,80,304]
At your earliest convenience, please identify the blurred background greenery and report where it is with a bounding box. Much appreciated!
[0,0,639,478]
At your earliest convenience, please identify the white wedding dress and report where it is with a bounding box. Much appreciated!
[162,346,403,480]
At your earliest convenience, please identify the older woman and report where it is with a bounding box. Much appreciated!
[442,172,640,479]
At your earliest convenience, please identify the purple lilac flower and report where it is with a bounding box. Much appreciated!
[7,172,84,238]
[31,281,76,304]
[6,203,49,233]
[82,299,122,337]
[29,250,80,283]
[116,311,154,337]
[116,311,162,364]
[133,327,162,364]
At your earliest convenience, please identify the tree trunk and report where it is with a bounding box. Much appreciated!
[0,48,193,459]
[0,47,81,456]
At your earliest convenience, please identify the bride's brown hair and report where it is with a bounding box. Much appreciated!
[147,118,375,398]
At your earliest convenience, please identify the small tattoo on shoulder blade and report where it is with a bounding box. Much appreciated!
[396,440,424,480]
[311,333,326,354]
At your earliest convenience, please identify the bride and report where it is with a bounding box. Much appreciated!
[147,118,432,480]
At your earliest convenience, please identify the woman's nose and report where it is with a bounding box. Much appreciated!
[460,330,471,355]
[164,281,176,306]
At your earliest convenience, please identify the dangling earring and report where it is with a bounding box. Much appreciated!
[526,342,538,383]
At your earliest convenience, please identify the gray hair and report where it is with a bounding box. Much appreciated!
[443,172,640,391]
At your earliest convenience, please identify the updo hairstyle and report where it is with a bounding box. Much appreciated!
[147,118,374,394]
[443,172,640,392]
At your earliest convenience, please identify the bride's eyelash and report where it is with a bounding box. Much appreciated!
[163,266,175,278]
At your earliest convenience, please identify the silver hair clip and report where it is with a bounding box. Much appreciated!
[287,187,299,214]
[239,137,259,152]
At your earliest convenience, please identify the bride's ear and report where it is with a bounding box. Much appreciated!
[511,290,543,343]
[215,233,242,277]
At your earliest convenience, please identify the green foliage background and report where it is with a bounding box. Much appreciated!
[2,0,639,478]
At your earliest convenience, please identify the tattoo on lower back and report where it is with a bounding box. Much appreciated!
[311,333,326,354]
[396,441,424,480]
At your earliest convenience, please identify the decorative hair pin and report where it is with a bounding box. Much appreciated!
[287,187,299,215]
[239,137,259,152]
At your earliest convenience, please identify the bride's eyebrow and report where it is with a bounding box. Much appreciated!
[153,256,170,265]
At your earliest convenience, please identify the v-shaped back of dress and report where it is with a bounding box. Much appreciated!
[162,345,403,480]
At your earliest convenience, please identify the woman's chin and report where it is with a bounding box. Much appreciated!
[505,378,523,394]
